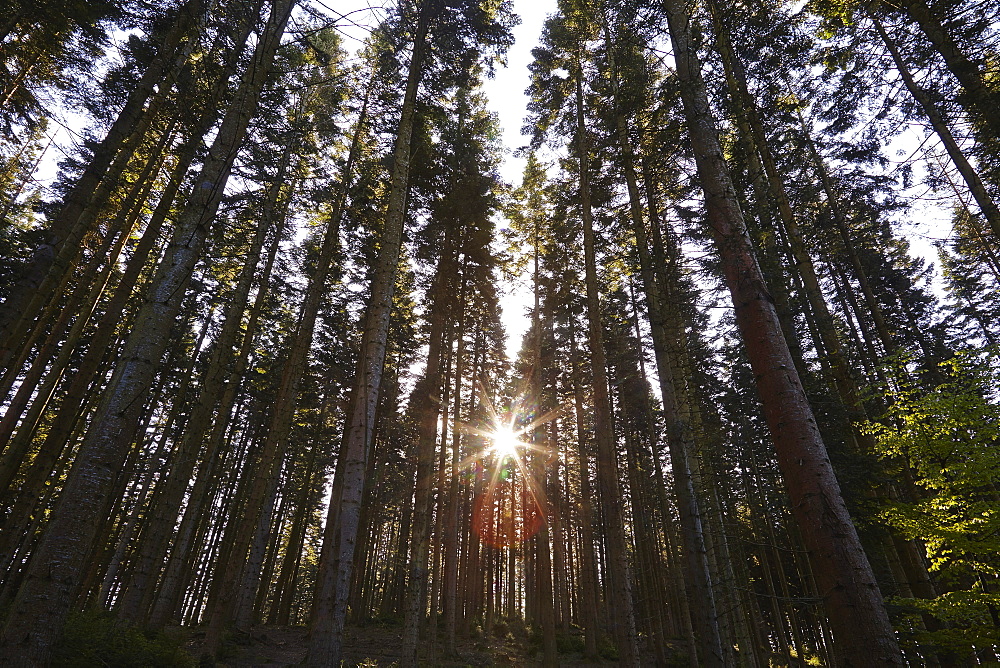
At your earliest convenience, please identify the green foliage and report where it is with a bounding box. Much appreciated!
[805,0,862,37]
[52,609,194,668]
[864,352,1000,654]
[356,659,394,667]
[491,619,508,638]
[935,208,1000,348]
[903,589,1000,629]
[892,591,1000,656]
[526,627,542,655]
[598,634,619,661]
[864,353,1000,575]
[555,632,585,654]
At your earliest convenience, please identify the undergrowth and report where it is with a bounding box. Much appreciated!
[52,609,194,668]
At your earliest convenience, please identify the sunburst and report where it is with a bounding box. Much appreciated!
[487,424,526,460]
[453,385,568,548]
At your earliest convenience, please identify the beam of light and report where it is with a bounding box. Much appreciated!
[449,385,571,549]
[488,425,524,461]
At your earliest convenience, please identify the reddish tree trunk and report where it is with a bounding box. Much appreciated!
[661,2,903,665]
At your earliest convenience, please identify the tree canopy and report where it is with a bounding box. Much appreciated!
[1,0,999,665]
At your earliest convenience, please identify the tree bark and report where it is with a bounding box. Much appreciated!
[443,294,466,655]
[530,220,558,668]
[573,53,640,667]
[0,0,211,368]
[309,4,433,665]
[661,2,903,664]
[871,14,1000,243]
[567,320,600,659]
[0,2,293,661]
[900,0,1000,146]
[121,145,297,623]
[0,120,173,409]
[0,144,164,464]
[710,2,878,442]
[602,23,725,663]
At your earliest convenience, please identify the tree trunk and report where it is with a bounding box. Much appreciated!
[530,224,558,667]
[310,4,433,664]
[0,120,205,516]
[0,120,173,410]
[0,2,293,661]
[567,320,601,659]
[661,2,903,664]
[604,30,724,661]
[0,0,212,367]
[871,14,1000,243]
[901,0,1000,146]
[120,146,296,623]
[145,167,287,630]
[573,53,640,668]
[443,294,466,655]
[709,3,877,447]
[271,402,327,625]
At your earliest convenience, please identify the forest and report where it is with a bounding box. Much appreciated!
[1,0,999,665]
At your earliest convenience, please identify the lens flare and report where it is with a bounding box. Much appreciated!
[488,427,523,460]
[452,384,570,549]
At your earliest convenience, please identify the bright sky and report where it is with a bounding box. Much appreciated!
[483,1,558,360]
[39,0,946,363]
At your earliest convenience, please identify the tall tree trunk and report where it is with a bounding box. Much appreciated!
[530,225,558,667]
[427,325,455,666]
[870,14,1000,243]
[443,295,466,656]
[573,53,640,668]
[0,2,294,661]
[661,2,903,664]
[203,70,372,659]
[271,401,327,625]
[0,120,173,409]
[603,25,724,663]
[0,163,158,468]
[548,418,570,634]
[145,168,288,630]
[0,0,212,367]
[0,120,206,515]
[121,147,296,623]
[900,0,1000,146]
[567,320,600,659]
[399,307,447,666]
[310,4,433,664]
[92,298,214,606]
[710,3,877,447]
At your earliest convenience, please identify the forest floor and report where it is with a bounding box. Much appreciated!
[183,621,636,667]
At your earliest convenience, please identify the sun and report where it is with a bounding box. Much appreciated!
[488,427,524,460]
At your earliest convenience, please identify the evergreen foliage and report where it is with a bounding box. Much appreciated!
[1,0,1000,664]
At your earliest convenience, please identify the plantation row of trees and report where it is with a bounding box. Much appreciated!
[0,0,998,665]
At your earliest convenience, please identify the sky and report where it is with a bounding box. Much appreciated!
[24,0,553,365]
[36,0,948,362]
[481,1,558,360]
[323,0,948,363]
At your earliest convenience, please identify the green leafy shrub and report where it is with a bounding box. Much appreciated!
[864,352,1000,657]
[555,632,585,654]
[52,609,194,668]
[598,634,619,661]
[865,354,1000,575]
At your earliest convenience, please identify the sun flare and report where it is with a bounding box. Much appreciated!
[488,427,524,460]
